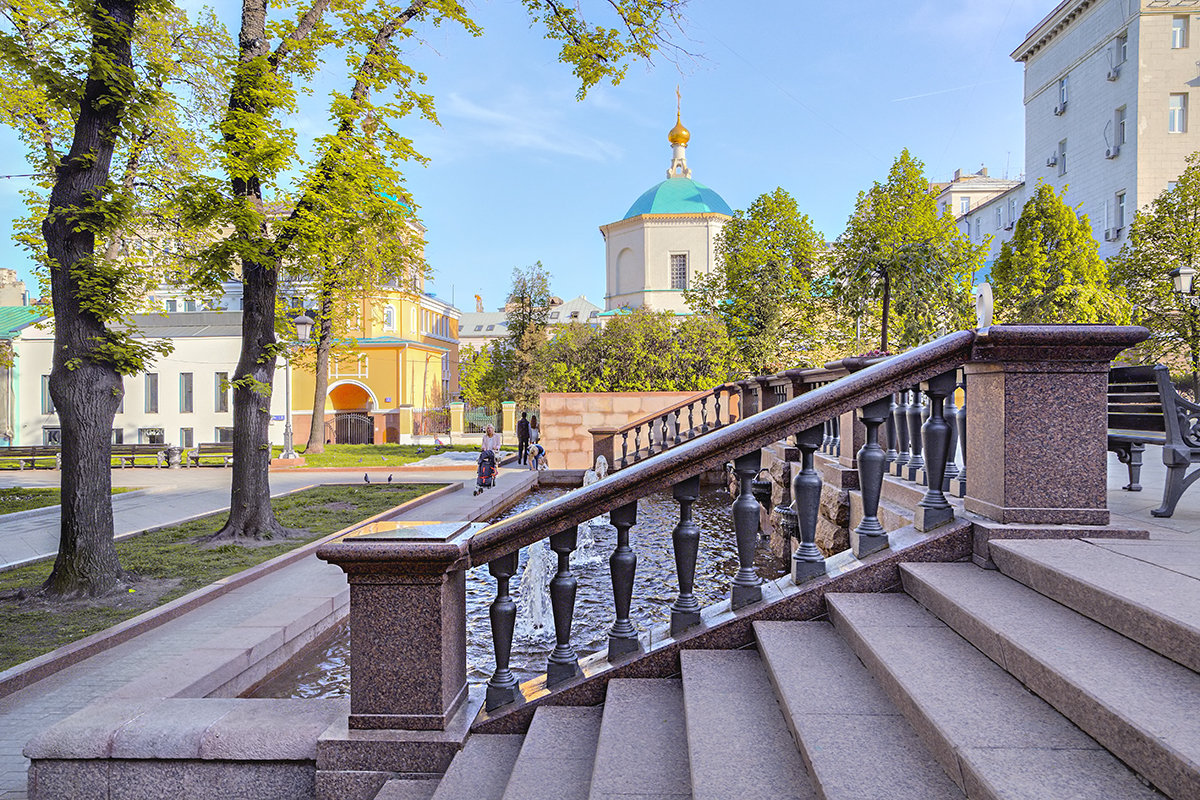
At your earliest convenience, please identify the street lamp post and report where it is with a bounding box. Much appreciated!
[1170,264,1199,306]
[281,313,314,460]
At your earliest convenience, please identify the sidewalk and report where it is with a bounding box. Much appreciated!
[0,464,532,799]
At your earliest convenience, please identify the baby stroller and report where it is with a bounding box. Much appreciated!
[475,449,497,495]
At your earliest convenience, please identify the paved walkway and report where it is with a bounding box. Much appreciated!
[0,452,1195,799]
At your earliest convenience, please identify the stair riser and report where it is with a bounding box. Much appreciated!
[902,569,1200,800]
[989,543,1200,674]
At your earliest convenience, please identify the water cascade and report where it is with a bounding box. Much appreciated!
[515,539,555,638]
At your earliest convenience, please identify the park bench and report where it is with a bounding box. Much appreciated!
[110,443,171,468]
[0,445,60,470]
[186,443,234,467]
[1108,364,1200,517]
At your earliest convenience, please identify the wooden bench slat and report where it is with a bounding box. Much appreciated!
[1108,413,1167,431]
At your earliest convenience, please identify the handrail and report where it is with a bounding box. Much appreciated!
[615,386,728,433]
[468,330,977,565]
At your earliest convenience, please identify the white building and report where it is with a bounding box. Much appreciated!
[599,108,733,314]
[1012,0,1200,258]
[10,311,289,448]
[459,294,602,351]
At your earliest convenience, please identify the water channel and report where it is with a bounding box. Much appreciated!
[253,484,787,698]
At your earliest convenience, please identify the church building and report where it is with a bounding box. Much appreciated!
[600,104,733,314]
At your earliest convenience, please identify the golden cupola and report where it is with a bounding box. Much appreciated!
[668,112,690,146]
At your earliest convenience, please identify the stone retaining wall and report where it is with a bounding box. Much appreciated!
[539,391,697,470]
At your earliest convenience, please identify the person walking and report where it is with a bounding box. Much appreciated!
[481,423,502,456]
[517,411,530,465]
[529,414,540,449]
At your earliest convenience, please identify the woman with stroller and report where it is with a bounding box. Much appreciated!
[475,424,503,494]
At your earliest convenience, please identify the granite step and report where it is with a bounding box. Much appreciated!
[901,561,1200,800]
[374,778,440,800]
[501,705,603,800]
[429,734,524,800]
[588,678,691,800]
[678,649,816,800]
[754,620,963,800]
[827,592,1162,800]
[988,538,1200,672]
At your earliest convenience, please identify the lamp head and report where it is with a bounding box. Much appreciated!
[1170,265,1196,296]
[293,313,314,342]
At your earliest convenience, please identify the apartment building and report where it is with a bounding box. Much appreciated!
[1013,0,1200,258]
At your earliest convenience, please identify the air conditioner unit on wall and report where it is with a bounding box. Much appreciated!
[1003,222,1015,231]
[1106,145,1120,159]
[1046,153,1058,167]
[1104,228,1121,241]
[1107,68,1119,81]
[1054,102,1067,115]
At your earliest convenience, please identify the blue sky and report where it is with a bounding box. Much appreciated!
[0,0,1045,312]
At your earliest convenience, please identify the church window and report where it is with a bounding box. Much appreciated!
[550,311,560,319]
[383,305,396,331]
[670,253,689,290]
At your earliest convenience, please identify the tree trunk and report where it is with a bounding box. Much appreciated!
[306,288,334,454]
[41,0,137,598]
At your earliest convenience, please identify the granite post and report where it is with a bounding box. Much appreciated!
[963,325,1149,526]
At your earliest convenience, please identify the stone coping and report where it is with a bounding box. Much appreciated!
[0,481,460,699]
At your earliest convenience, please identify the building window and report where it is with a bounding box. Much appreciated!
[183,299,196,312]
[111,429,123,445]
[965,219,971,238]
[180,427,193,448]
[550,311,560,319]
[486,324,495,331]
[40,375,54,414]
[975,217,981,241]
[138,427,165,445]
[960,197,970,215]
[995,207,1002,229]
[1116,192,1126,229]
[1117,31,1128,63]
[670,253,688,290]
[1170,93,1188,133]
[215,426,234,444]
[1173,15,1188,49]
[1058,139,1068,176]
[473,325,483,331]
[43,427,61,446]
[1058,76,1069,110]
[1008,198,1016,227]
[180,372,193,413]
[1116,106,1127,144]
[166,299,177,313]
[383,305,395,331]
[215,371,229,413]
[144,373,158,413]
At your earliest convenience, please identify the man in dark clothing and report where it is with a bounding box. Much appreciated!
[516,411,530,465]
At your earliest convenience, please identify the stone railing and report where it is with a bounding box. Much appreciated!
[316,324,1147,737]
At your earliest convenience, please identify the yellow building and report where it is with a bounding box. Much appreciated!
[291,279,461,445]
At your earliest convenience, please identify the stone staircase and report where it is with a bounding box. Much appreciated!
[375,536,1197,799]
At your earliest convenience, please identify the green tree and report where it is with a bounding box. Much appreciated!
[181,1,687,540]
[505,262,552,407]
[686,188,825,373]
[459,342,508,407]
[834,149,980,351]
[1110,154,1200,397]
[0,0,227,597]
[993,181,1130,325]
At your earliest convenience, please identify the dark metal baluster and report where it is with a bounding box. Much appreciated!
[905,387,925,482]
[943,386,960,485]
[731,451,764,610]
[607,501,641,660]
[547,527,582,686]
[620,431,629,469]
[853,397,892,558]
[670,476,702,634]
[832,416,841,457]
[821,418,832,454]
[661,414,669,452]
[885,395,899,466]
[486,552,521,710]
[792,425,826,583]
[953,373,967,497]
[687,402,695,439]
[701,396,710,432]
[673,408,682,446]
[892,391,911,477]
[714,388,722,426]
[915,372,956,531]
[633,425,642,462]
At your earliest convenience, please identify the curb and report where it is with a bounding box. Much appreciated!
[0,480,461,699]
[0,487,153,525]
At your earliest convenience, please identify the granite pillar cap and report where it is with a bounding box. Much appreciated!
[316,531,472,576]
[969,324,1149,363]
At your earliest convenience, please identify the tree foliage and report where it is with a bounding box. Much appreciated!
[1110,153,1200,396]
[685,188,826,373]
[834,149,980,350]
[993,181,1130,325]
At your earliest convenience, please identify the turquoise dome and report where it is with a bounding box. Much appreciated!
[623,177,733,219]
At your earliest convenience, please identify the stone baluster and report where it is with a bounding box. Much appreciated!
[892,390,911,477]
[687,402,696,439]
[821,418,832,454]
[486,551,521,711]
[673,407,682,446]
[852,396,892,558]
[714,388,723,427]
[669,475,702,634]
[832,416,841,457]
[731,450,764,610]
[660,413,669,453]
[952,373,967,498]
[915,371,957,531]
[884,394,899,466]
[905,387,925,482]
[792,425,826,583]
[633,425,642,463]
[547,528,583,686]
[701,394,710,432]
[620,430,629,469]
[943,383,960,486]
[607,501,641,659]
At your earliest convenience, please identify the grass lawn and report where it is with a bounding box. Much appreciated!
[0,482,442,672]
[0,487,135,515]
[271,442,480,468]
